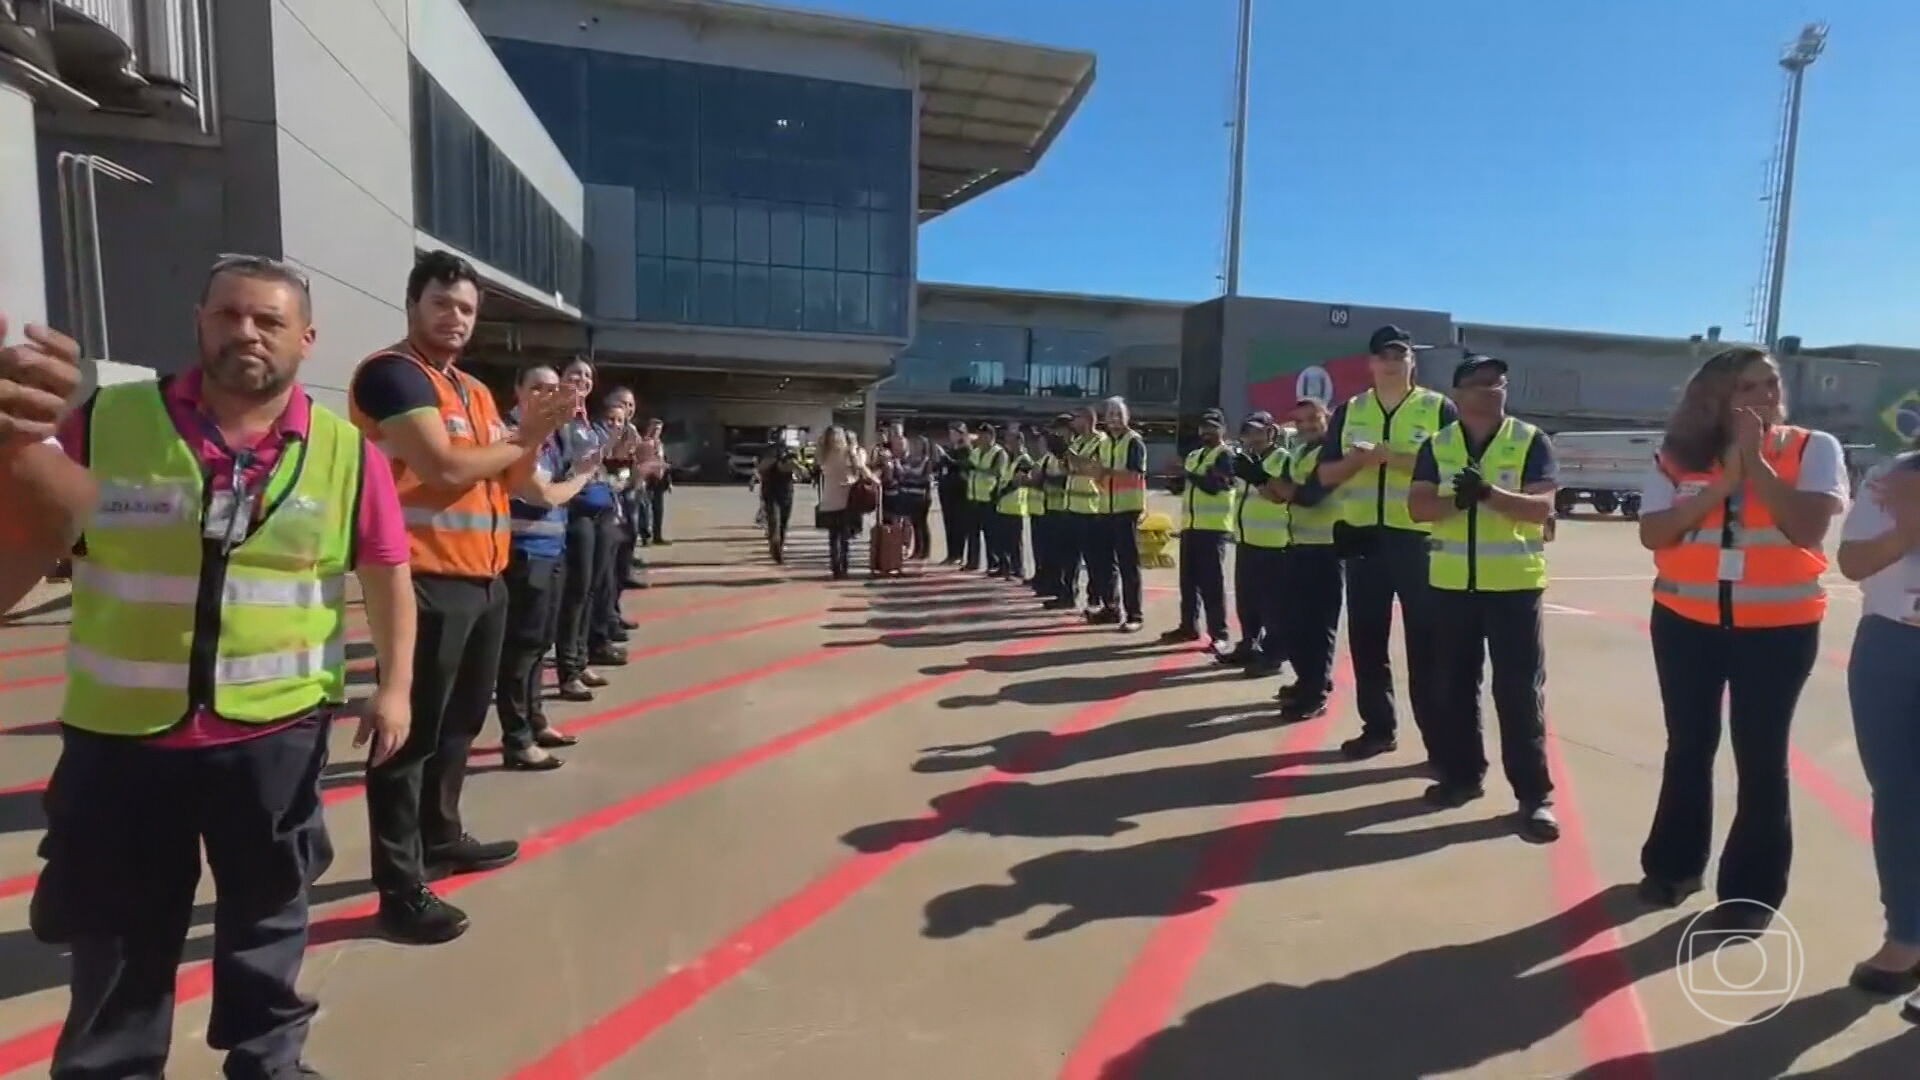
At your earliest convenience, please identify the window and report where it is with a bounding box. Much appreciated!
[1127,367,1180,404]
[491,40,913,337]
[411,61,584,307]
[895,321,1029,392]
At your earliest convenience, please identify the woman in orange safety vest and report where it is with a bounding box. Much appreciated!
[1634,346,1848,933]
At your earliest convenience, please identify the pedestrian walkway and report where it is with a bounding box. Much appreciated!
[0,489,1911,1078]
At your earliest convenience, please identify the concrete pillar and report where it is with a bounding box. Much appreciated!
[0,81,46,330]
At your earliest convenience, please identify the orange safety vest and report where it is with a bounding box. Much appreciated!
[347,346,513,579]
[1651,425,1827,629]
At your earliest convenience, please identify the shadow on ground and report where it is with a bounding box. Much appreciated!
[915,710,1332,776]
[1099,886,1707,1078]
[916,790,1515,942]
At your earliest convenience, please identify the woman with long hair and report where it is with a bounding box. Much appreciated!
[1635,347,1848,931]
[815,426,873,579]
[880,429,933,560]
[1836,439,1920,1003]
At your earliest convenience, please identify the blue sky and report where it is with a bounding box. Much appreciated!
[800,0,1917,347]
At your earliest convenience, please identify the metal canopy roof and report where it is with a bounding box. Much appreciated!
[591,0,1095,220]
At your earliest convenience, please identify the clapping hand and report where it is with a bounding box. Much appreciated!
[1452,465,1488,510]
[0,317,85,447]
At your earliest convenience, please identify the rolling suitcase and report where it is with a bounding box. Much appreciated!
[870,519,910,577]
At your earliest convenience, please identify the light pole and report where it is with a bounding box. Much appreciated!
[1223,0,1253,296]
[1761,23,1826,350]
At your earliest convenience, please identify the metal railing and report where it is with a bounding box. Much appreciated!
[43,0,213,131]
[55,152,150,362]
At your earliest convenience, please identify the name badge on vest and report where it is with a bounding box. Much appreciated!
[1717,549,1745,582]
[204,490,259,543]
[1497,469,1518,488]
[1678,480,1708,499]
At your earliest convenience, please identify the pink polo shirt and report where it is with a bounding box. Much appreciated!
[56,370,409,746]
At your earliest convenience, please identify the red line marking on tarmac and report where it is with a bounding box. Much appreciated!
[501,652,1191,1080]
[1057,706,1337,1080]
[1539,731,1656,1077]
[0,643,62,664]
[0,620,1066,1077]
[0,605,842,906]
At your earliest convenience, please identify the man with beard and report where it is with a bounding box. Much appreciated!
[348,250,575,945]
[0,257,415,1080]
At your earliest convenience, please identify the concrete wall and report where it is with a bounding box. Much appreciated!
[34,0,283,377]
[270,0,416,408]
[467,0,913,89]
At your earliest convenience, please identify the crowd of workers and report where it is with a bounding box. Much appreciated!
[4,248,1920,1076]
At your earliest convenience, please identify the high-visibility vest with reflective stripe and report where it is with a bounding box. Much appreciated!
[1104,430,1148,514]
[1234,446,1292,549]
[1182,444,1237,532]
[997,451,1032,516]
[1066,432,1108,514]
[1651,425,1828,628]
[348,347,512,579]
[1426,418,1548,592]
[65,382,361,736]
[1338,387,1447,532]
[967,444,1006,503]
[1040,453,1069,513]
[1285,443,1340,547]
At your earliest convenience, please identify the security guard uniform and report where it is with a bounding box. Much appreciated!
[1097,425,1150,627]
[1033,434,1071,598]
[1418,414,1555,817]
[992,444,1032,579]
[1055,427,1109,610]
[962,428,1006,571]
[1319,332,1458,757]
[1278,435,1344,717]
[1228,420,1289,671]
[1170,409,1237,642]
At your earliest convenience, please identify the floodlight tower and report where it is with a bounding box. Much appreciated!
[1223,0,1253,296]
[1753,22,1827,349]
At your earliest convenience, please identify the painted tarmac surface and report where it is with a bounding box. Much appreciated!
[0,487,1913,1078]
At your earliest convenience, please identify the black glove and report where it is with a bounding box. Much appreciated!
[1452,466,1487,510]
[1232,453,1268,486]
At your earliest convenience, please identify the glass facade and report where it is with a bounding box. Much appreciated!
[491,38,914,338]
[410,61,584,308]
[896,320,1114,399]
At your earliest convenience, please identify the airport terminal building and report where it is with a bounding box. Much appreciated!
[6,0,1912,476]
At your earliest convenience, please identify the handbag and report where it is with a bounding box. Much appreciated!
[847,476,880,516]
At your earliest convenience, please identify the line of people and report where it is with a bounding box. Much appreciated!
[0,248,668,1079]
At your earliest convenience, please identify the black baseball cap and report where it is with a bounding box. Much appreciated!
[1369,325,1423,355]
[1052,412,1074,426]
[1452,354,1509,386]
[1200,408,1227,428]
[1241,410,1276,431]
[948,420,969,432]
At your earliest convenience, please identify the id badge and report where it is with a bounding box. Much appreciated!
[1717,549,1745,582]
[203,490,257,543]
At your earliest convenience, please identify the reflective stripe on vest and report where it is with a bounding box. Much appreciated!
[1066,432,1108,513]
[1338,387,1447,532]
[1650,425,1828,628]
[348,347,512,579]
[510,518,567,537]
[968,445,1007,503]
[1105,431,1147,513]
[1235,446,1291,549]
[1182,444,1236,532]
[1285,443,1340,547]
[1426,418,1548,592]
[65,382,360,736]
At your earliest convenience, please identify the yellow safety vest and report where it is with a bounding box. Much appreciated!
[1234,445,1291,549]
[1104,429,1148,514]
[967,444,1006,503]
[1040,452,1069,513]
[1181,444,1236,532]
[1338,387,1448,532]
[996,452,1032,516]
[1285,442,1341,547]
[65,382,362,736]
[1426,417,1548,592]
[1066,432,1108,514]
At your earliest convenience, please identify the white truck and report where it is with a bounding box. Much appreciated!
[1550,430,1661,519]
